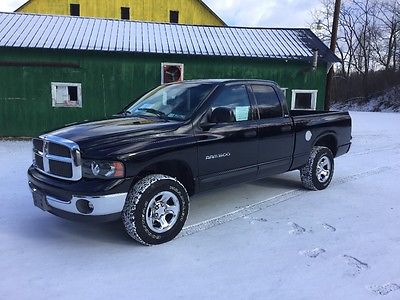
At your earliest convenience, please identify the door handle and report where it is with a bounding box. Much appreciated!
[281,125,292,132]
[244,130,257,138]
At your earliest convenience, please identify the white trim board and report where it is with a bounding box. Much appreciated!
[291,89,318,110]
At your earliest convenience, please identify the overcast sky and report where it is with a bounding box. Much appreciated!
[0,0,322,28]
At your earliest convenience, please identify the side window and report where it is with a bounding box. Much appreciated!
[121,7,130,20]
[70,4,80,16]
[161,63,184,84]
[251,85,283,119]
[51,82,82,108]
[211,85,251,122]
[291,90,318,110]
[170,11,179,23]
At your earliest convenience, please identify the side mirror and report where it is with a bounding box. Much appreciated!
[210,107,236,123]
[200,107,235,130]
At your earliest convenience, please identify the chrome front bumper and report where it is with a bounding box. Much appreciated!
[46,193,128,216]
[29,181,127,216]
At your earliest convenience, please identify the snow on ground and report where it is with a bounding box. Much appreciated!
[332,86,400,113]
[1,112,400,299]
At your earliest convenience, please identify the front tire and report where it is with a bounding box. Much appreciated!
[122,174,189,245]
[300,146,334,191]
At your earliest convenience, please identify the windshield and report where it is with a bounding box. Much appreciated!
[125,83,215,121]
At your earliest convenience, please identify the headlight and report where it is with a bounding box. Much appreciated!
[82,160,125,179]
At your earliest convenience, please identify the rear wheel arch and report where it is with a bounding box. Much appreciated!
[313,134,338,157]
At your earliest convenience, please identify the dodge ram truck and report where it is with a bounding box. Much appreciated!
[28,79,352,245]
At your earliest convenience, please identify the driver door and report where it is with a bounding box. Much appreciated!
[195,84,258,190]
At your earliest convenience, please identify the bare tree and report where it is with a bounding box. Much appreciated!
[351,0,380,94]
[312,0,400,99]
[371,0,400,70]
[340,4,360,76]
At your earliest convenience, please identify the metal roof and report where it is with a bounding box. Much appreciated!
[0,12,340,63]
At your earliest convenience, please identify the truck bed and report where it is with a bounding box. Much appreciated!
[288,110,352,170]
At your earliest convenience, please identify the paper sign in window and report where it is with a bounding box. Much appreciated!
[235,106,250,121]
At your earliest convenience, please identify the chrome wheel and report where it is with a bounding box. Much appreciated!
[145,191,180,234]
[316,155,331,183]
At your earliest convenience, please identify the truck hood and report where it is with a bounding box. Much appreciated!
[46,117,183,157]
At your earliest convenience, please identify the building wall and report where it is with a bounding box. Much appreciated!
[16,0,224,26]
[0,48,327,137]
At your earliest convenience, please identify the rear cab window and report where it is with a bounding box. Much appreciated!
[251,85,284,119]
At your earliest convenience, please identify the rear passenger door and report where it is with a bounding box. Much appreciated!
[250,84,295,176]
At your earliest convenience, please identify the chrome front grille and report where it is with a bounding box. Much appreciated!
[32,135,82,181]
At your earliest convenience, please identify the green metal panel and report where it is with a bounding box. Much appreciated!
[0,48,327,137]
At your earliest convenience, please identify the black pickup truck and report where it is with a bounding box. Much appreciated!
[28,80,352,245]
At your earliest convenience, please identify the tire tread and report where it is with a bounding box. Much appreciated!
[122,174,188,246]
[300,146,333,191]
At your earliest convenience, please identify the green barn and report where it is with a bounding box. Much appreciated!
[0,12,339,137]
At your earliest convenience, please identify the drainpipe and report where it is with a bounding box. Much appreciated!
[312,48,319,71]
[325,0,342,111]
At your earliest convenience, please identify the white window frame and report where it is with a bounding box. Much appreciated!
[51,82,82,108]
[161,62,184,84]
[291,89,318,110]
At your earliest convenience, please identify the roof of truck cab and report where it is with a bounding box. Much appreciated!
[179,79,279,86]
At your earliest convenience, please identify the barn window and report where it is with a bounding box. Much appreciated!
[121,7,130,20]
[291,90,318,110]
[170,11,179,23]
[51,83,82,108]
[161,63,184,84]
[70,4,80,16]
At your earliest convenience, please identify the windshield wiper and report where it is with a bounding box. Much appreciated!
[137,108,168,119]
[113,111,132,117]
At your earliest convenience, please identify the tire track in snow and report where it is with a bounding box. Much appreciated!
[179,189,302,238]
[178,164,400,239]
[347,144,400,157]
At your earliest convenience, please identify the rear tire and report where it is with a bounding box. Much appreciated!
[122,174,189,245]
[300,146,334,191]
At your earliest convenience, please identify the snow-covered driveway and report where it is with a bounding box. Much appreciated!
[1,112,399,299]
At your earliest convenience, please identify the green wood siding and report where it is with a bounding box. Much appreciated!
[0,48,327,137]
